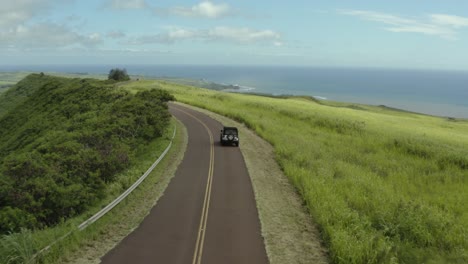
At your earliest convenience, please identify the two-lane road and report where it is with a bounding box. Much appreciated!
[101,103,268,264]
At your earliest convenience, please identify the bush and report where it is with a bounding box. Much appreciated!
[108,68,130,81]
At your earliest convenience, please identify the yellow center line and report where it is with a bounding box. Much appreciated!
[171,106,215,264]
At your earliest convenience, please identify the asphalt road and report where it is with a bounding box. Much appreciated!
[101,103,268,264]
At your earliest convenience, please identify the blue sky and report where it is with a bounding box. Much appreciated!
[1,0,468,70]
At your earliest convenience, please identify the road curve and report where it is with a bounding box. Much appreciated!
[101,103,268,264]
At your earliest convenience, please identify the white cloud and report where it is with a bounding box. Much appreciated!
[206,27,280,43]
[340,10,468,40]
[274,41,284,47]
[0,1,102,50]
[107,0,148,10]
[128,26,281,45]
[0,0,54,27]
[0,23,101,49]
[155,1,231,19]
[88,33,102,42]
[430,14,468,28]
[340,10,414,26]
[154,27,199,43]
[385,25,452,37]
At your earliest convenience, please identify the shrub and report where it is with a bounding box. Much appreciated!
[108,68,130,81]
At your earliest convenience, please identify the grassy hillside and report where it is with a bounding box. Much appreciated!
[0,73,31,94]
[0,73,48,118]
[124,80,468,264]
[0,72,108,99]
[0,74,174,233]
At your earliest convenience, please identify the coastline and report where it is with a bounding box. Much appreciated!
[1,67,467,119]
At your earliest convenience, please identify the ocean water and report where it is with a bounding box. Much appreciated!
[2,65,468,118]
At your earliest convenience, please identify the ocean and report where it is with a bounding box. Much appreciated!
[2,64,468,118]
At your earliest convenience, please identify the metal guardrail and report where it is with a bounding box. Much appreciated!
[31,125,177,262]
[78,126,176,231]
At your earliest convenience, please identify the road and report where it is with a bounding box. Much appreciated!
[101,103,269,264]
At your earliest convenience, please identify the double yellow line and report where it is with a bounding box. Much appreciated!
[192,126,214,264]
[172,106,215,264]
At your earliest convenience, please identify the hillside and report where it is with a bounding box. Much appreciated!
[0,74,174,233]
[0,72,108,110]
[0,72,31,95]
[0,73,47,119]
[124,80,468,264]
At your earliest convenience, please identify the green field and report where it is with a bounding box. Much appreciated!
[123,80,468,264]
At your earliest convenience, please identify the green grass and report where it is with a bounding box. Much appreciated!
[0,229,36,264]
[0,72,108,94]
[0,72,30,94]
[0,120,182,263]
[124,80,468,264]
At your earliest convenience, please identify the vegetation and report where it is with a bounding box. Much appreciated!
[158,77,243,91]
[1,72,466,263]
[0,74,174,234]
[0,120,182,264]
[124,80,468,263]
[108,68,130,82]
[0,228,36,263]
[0,72,30,94]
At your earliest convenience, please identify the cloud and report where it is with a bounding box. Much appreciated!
[206,27,280,43]
[107,30,126,39]
[130,27,198,44]
[155,1,232,19]
[106,0,148,10]
[274,41,284,47]
[430,14,468,28]
[0,0,55,27]
[339,10,468,39]
[128,26,281,45]
[0,1,102,50]
[0,23,102,50]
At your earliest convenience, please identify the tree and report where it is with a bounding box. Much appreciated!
[108,68,130,81]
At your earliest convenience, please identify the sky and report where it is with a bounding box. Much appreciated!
[1,0,468,70]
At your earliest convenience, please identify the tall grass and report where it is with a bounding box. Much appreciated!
[126,80,468,263]
[0,229,36,264]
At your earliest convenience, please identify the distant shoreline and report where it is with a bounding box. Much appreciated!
[1,66,467,119]
[158,77,467,120]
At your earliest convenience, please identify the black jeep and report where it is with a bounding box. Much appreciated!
[220,127,239,147]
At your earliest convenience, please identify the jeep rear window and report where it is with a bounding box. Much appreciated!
[224,129,237,135]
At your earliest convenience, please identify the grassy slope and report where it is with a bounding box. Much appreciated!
[0,72,106,97]
[0,74,45,118]
[0,72,107,118]
[0,73,30,94]
[123,80,468,264]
